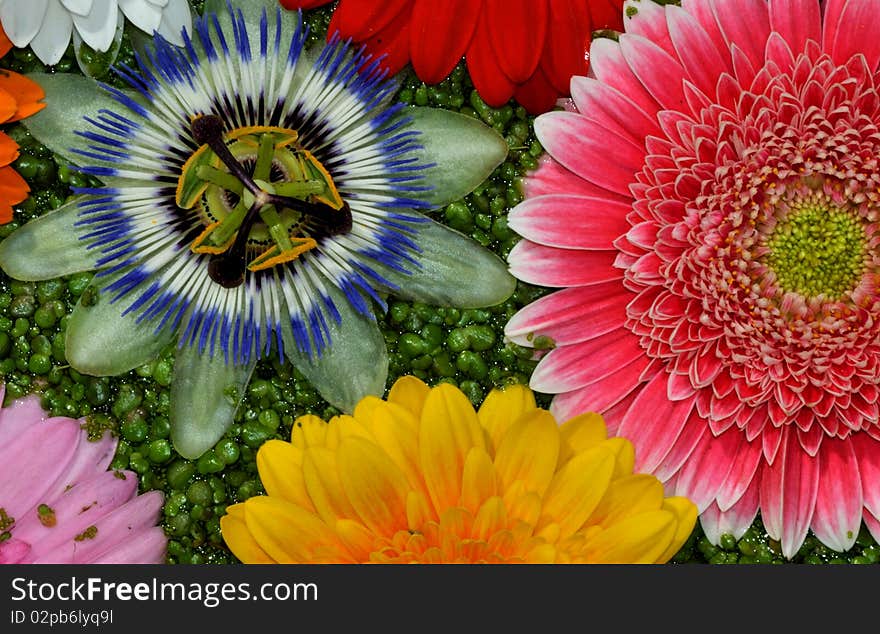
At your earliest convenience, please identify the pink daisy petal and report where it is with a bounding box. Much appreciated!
[0,394,46,444]
[0,418,80,520]
[530,328,644,394]
[822,0,880,69]
[619,33,690,112]
[15,470,139,559]
[90,527,168,564]
[811,437,862,552]
[715,436,763,512]
[569,76,661,145]
[505,282,631,348]
[507,240,621,288]
[709,0,771,73]
[769,0,821,57]
[508,194,631,250]
[673,426,741,512]
[41,430,119,504]
[852,433,880,519]
[534,111,646,197]
[699,477,760,545]
[588,37,661,120]
[666,4,732,97]
[651,410,707,483]
[524,155,633,200]
[759,429,820,558]
[618,372,697,473]
[548,356,651,422]
[622,0,676,58]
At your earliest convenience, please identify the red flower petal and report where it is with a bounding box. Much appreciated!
[352,7,413,76]
[485,0,548,84]
[409,0,481,85]
[587,0,626,31]
[466,8,516,107]
[335,0,411,42]
[541,0,592,94]
[513,65,560,114]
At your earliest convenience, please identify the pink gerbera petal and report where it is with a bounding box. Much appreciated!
[507,0,880,557]
[0,388,166,564]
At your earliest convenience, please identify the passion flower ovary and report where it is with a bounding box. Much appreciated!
[763,199,868,300]
[178,114,352,288]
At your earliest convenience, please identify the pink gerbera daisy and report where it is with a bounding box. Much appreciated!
[0,389,166,563]
[506,0,880,558]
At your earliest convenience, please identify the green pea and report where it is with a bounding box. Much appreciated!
[456,351,488,379]
[447,328,470,352]
[197,449,225,474]
[459,380,483,405]
[398,333,427,358]
[719,534,737,551]
[241,422,272,449]
[153,359,173,386]
[9,296,35,318]
[150,416,171,439]
[147,439,171,464]
[444,201,472,231]
[67,273,92,296]
[420,323,443,349]
[432,352,457,377]
[466,325,496,351]
[167,513,192,537]
[27,354,51,375]
[0,333,9,357]
[411,354,433,371]
[0,317,12,332]
[112,384,143,417]
[186,480,213,507]
[258,409,281,432]
[128,453,149,475]
[166,460,197,490]
[35,279,64,303]
[248,379,272,399]
[33,306,56,329]
[120,418,148,444]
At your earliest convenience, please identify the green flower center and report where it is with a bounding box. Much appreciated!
[765,200,867,299]
[177,115,351,288]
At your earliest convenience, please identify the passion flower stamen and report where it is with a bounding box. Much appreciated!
[189,113,353,283]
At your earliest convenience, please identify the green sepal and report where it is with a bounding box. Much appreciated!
[65,277,177,376]
[170,345,256,459]
[282,286,388,413]
[380,213,516,308]
[22,73,143,178]
[406,107,508,209]
[0,196,97,281]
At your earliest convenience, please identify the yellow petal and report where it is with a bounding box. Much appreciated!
[654,497,698,563]
[587,474,666,529]
[603,437,636,479]
[582,510,677,563]
[303,447,358,524]
[256,440,315,512]
[472,497,507,542]
[357,399,426,495]
[244,496,351,563]
[220,504,275,564]
[493,409,560,497]
[460,446,499,514]
[406,490,434,530]
[325,414,374,449]
[525,543,557,563]
[419,383,486,513]
[439,506,472,541]
[334,519,376,561]
[538,444,616,538]
[503,481,542,527]
[338,436,410,537]
[558,412,607,463]
[478,383,537,452]
[388,375,430,420]
[291,414,329,448]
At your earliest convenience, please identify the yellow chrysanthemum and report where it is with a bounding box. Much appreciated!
[221,377,697,563]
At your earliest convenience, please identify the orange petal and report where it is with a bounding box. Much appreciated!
[0,26,12,57]
[303,446,358,524]
[0,132,19,165]
[0,165,30,205]
[0,70,46,121]
[0,89,16,125]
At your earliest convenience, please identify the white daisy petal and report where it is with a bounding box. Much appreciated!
[70,0,116,51]
[0,0,49,47]
[28,0,73,64]
[117,0,160,34]
[59,0,93,17]
[154,0,189,46]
